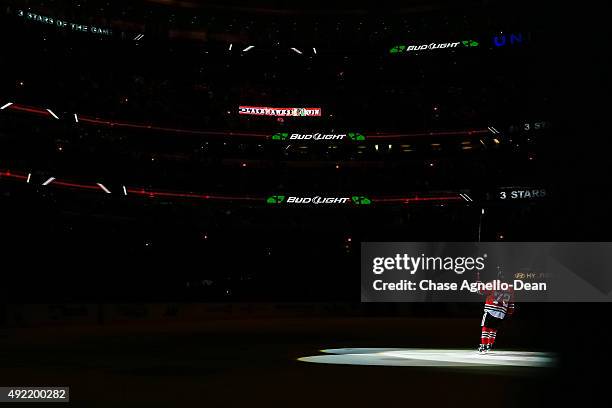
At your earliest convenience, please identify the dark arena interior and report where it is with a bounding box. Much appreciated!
[0,0,610,406]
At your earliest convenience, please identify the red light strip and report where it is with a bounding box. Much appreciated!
[1,169,466,205]
[2,103,491,140]
[0,170,28,180]
[125,188,261,201]
[367,130,489,139]
[51,180,104,191]
[78,116,270,138]
[5,104,51,117]
[371,196,464,203]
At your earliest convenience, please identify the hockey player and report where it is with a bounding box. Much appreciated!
[477,266,515,354]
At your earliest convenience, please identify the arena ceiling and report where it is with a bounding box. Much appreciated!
[140,0,479,14]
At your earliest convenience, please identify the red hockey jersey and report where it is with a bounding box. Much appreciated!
[479,283,515,319]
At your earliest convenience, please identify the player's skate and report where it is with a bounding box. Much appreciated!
[478,344,491,354]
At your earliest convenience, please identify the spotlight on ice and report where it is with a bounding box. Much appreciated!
[299,348,555,368]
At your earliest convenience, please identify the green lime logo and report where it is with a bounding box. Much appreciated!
[390,45,407,54]
[266,195,286,204]
[271,133,289,141]
[351,196,372,205]
[348,132,366,141]
[461,39,479,47]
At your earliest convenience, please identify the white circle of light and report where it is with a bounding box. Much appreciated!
[298,348,555,368]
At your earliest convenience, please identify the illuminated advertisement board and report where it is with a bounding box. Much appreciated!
[390,39,479,54]
[17,10,113,36]
[266,195,372,205]
[492,32,527,47]
[271,132,365,141]
[239,106,322,117]
[496,187,547,201]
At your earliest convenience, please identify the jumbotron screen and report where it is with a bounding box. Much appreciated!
[239,105,322,116]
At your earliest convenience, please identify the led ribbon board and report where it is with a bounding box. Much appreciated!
[266,195,372,205]
[495,187,547,201]
[390,40,479,54]
[239,106,322,117]
[16,10,113,36]
[271,132,365,141]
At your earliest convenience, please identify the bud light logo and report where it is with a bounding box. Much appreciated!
[351,196,372,205]
[266,195,373,205]
[390,40,479,54]
[266,195,286,204]
[271,132,366,141]
[271,133,290,141]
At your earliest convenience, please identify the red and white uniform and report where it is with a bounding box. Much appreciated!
[479,284,515,319]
